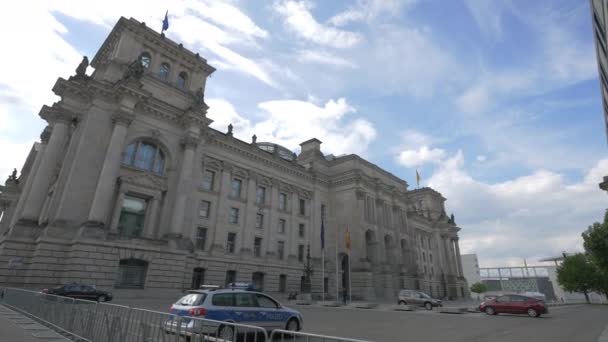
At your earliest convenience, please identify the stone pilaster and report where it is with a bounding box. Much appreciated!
[454,238,464,277]
[20,110,72,223]
[169,135,198,236]
[87,111,134,226]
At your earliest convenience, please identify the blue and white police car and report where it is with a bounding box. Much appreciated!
[167,283,303,338]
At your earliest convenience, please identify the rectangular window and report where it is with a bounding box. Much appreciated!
[277,241,285,260]
[298,244,305,262]
[298,224,305,238]
[226,232,236,253]
[199,200,211,218]
[229,207,239,224]
[256,213,264,229]
[278,219,286,234]
[202,170,215,191]
[118,195,147,238]
[279,274,287,293]
[196,227,207,250]
[225,270,237,287]
[299,199,306,215]
[231,178,242,198]
[256,186,266,204]
[254,237,262,257]
[430,254,433,263]
[279,193,287,210]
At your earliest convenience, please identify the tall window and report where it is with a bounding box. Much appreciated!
[118,195,147,237]
[158,63,170,80]
[279,193,287,210]
[252,272,264,291]
[225,270,237,286]
[231,179,242,198]
[321,204,326,221]
[256,186,266,204]
[226,233,236,253]
[115,259,148,288]
[199,201,211,218]
[254,237,262,257]
[123,141,165,175]
[229,207,239,224]
[299,199,306,215]
[256,213,264,229]
[196,227,207,250]
[278,219,286,234]
[298,224,305,238]
[277,241,285,260]
[279,274,287,293]
[139,52,151,68]
[298,244,305,262]
[202,170,215,191]
[191,267,205,289]
[177,71,187,89]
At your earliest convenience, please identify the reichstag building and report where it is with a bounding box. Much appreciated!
[0,17,468,301]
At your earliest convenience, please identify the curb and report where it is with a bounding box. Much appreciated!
[598,322,608,342]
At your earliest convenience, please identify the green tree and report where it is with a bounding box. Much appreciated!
[583,210,608,273]
[556,253,596,303]
[469,282,487,299]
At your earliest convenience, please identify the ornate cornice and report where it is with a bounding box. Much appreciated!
[39,104,79,125]
[112,110,135,127]
[181,135,199,150]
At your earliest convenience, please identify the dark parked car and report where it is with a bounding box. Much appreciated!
[479,294,547,317]
[42,283,112,302]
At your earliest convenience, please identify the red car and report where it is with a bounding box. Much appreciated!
[479,294,548,317]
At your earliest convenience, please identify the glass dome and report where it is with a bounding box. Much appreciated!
[256,142,296,161]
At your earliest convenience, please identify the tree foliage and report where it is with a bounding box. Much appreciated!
[470,282,487,294]
[556,253,596,303]
[583,210,608,273]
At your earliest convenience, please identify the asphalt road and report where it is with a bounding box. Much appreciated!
[293,304,608,342]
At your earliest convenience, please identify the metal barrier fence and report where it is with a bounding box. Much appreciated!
[2,287,268,342]
[270,329,372,342]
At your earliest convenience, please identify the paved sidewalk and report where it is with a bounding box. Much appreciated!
[0,304,71,342]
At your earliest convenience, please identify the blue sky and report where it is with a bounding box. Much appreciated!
[1,0,607,266]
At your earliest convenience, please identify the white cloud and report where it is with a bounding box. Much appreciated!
[464,0,506,39]
[0,138,37,181]
[206,97,376,156]
[296,50,357,68]
[328,0,417,26]
[273,0,362,48]
[428,151,608,267]
[396,146,446,167]
[476,155,487,162]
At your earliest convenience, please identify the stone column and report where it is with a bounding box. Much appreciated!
[289,190,299,260]
[241,173,257,255]
[144,196,160,238]
[449,238,459,277]
[442,236,454,276]
[210,163,232,253]
[87,111,134,226]
[169,136,198,236]
[10,127,50,227]
[454,238,464,277]
[20,112,72,222]
[109,188,127,232]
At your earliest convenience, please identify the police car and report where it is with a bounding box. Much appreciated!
[167,283,303,338]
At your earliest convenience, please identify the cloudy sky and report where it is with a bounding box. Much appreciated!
[1,0,607,267]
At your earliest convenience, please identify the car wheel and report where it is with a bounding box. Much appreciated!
[218,325,235,341]
[286,318,299,331]
[424,302,433,310]
[527,308,539,317]
[399,300,407,305]
[97,295,106,303]
[485,306,496,315]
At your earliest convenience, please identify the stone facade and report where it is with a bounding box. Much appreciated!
[0,17,467,300]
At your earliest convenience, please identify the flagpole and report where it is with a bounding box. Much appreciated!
[322,249,325,303]
[348,226,352,304]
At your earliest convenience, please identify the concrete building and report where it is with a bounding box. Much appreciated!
[591,0,608,191]
[460,254,481,295]
[0,17,468,301]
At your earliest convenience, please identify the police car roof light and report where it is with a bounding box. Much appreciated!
[227,282,257,291]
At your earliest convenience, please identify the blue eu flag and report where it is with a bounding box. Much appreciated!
[162,11,169,33]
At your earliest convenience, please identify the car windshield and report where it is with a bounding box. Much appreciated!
[175,294,206,306]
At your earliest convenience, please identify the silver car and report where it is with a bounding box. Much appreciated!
[398,289,442,310]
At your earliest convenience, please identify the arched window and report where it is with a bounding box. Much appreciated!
[122,141,165,175]
[177,71,188,89]
[158,63,170,80]
[139,52,151,69]
[115,258,148,289]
